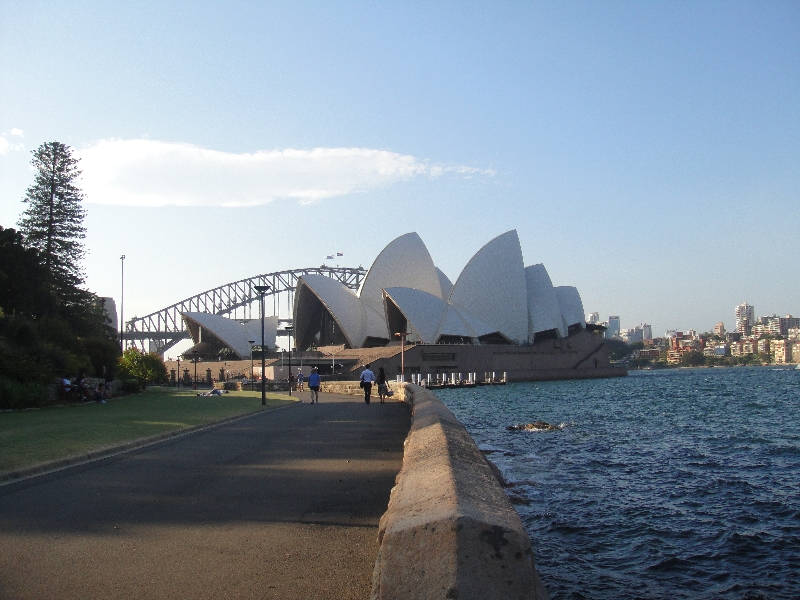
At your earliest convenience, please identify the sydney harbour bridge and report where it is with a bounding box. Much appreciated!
[123,267,366,355]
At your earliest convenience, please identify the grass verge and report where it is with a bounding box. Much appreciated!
[0,387,295,474]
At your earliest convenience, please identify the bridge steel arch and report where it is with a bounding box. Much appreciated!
[124,266,366,355]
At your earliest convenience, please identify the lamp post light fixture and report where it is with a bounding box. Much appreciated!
[193,350,198,390]
[395,332,407,382]
[119,254,125,351]
[176,357,181,387]
[254,285,271,405]
[285,326,294,397]
[248,340,255,390]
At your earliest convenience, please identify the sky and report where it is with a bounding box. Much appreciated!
[1,1,798,344]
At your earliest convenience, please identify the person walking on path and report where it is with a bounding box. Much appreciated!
[308,368,321,404]
[360,364,376,404]
[377,367,389,404]
[297,369,304,392]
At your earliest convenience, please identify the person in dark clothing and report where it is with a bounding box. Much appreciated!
[360,364,376,404]
[377,367,389,403]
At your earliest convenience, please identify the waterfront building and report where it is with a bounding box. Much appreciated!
[743,339,757,355]
[789,327,800,341]
[735,303,754,334]
[757,339,771,355]
[667,350,683,365]
[730,342,743,356]
[181,312,279,360]
[771,339,791,364]
[779,316,800,336]
[294,230,584,349]
[792,342,800,362]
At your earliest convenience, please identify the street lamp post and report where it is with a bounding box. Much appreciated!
[176,357,181,387]
[254,285,271,405]
[395,332,407,382]
[193,350,198,390]
[248,340,255,390]
[285,326,294,397]
[119,255,125,351]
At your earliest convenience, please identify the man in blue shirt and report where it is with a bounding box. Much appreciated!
[360,364,376,404]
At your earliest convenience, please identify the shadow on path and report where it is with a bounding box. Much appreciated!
[0,393,410,600]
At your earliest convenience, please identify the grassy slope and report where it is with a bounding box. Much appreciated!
[0,387,295,473]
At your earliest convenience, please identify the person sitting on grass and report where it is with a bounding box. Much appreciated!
[93,383,107,404]
[74,372,91,402]
[61,375,72,396]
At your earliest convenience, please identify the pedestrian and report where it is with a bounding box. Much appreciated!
[104,365,114,398]
[297,369,304,392]
[360,364,376,404]
[308,368,321,404]
[377,366,389,403]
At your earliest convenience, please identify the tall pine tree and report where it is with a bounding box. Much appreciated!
[18,142,87,291]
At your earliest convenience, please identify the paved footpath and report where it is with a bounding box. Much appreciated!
[0,391,410,600]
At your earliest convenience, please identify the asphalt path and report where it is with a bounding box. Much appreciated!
[0,391,410,600]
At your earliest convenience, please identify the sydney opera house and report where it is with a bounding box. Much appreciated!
[178,230,623,382]
[290,229,621,381]
[294,230,583,349]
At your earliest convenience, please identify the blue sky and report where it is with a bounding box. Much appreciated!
[1,1,798,340]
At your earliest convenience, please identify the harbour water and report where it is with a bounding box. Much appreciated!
[436,367,800,599]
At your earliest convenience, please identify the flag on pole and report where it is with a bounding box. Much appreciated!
[326,255,334,260]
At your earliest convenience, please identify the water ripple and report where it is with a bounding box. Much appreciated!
[438,367,800,600]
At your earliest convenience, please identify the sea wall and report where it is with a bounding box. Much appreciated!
[319,380,407,400]
[371,384,550,600]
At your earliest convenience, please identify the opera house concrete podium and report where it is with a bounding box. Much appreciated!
[292,230,624,382]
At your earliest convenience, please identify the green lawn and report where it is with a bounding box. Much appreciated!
[0,387,295,474]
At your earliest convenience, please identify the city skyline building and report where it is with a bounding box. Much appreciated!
[607,316,621,339]
[735,302,755,334]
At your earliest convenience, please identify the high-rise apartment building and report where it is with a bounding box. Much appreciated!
[735,303,754,333]
[642,324,652,340]
[586,312,600,325]
[714,322,726,336]
[606,316,620,339]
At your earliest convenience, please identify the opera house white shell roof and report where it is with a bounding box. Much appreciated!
[182,312,278,359]
[293,229,586,349]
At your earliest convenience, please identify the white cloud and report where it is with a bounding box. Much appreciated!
[10,128,23,137]
[75,139,495,207]
[0,136,24,155]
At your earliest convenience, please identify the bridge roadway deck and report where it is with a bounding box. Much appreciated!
[0,391,411,600]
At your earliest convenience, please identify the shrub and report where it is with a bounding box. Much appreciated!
[0,378,50,410]
[118,348,168,389]
[122,378,141,394]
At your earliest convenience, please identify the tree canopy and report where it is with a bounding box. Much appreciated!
[118,349,168,389]
[0,143,119,401]
[17,142,86,293]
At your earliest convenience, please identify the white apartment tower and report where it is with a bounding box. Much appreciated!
[735,303,754,333]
